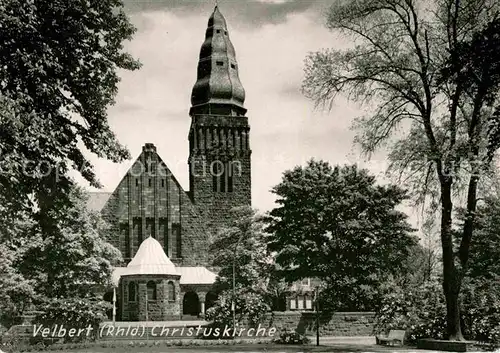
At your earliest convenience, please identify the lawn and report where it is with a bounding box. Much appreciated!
[20,342,428,353]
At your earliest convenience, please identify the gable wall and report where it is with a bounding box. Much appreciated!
[100,145,209,266]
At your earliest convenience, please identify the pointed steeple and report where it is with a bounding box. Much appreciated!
[190,5,246,116]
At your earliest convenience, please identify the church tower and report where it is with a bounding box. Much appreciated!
[188,5,251,228]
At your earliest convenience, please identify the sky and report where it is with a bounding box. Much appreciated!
[84,0,425,230]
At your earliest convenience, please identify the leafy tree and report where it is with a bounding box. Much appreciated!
[0,0,140,225]
[0,185,119,327]
[0,242,35,328]
[207,206,274,326]
[0,210,37,327]
[14,186,122,299]
[456,196,500,283]
[266,161,417,312]
[302,0,500,339]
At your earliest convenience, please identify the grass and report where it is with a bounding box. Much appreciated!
[3,339,441,353]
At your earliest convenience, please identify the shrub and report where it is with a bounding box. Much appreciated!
[206,290,268,327]
[1,332,29,353]
[272,330,310,345]
[376,279,500,345]
[461,279,500,345]
[375,280,446,343]
[34,297,111,343]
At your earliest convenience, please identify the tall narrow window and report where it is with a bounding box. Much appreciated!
[220,163,226,192]
[168,281,175,302]
[135,178,139,186]
[148,178,152,187]
[227,162,233,192]
[160,218,168,254]
[128,282,137,302]
[171,223,181,258]
[147,281,157,301]
[161,179,165,187]
[134,217,142,246]
[212,162,221,192]
[121,224,130,259]
[146,218,155,238]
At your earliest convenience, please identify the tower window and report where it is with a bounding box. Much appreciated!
[149,178,152,187]
[216,61,224,66]
[161,179,165,187]
[212,161,222,192]
[231,64,236,69]
[212,161,233,193]
[216,29,221,33]
[220,164,226,192]
[228,163,233,192]
[224,31,227,35]
[135,178,139,186]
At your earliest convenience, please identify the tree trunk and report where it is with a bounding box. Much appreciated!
[443,274,463,340]
[440,180,464,341]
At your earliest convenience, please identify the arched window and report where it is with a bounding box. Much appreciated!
[147,281,157,301]
[168,281,175,302]
[128,282,136,302]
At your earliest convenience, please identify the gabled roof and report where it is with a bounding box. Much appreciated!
[87,192,111,212]
[178,267,217,285]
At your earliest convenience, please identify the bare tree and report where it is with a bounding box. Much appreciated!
[303,0,500,340]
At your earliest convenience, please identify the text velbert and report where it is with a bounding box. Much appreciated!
[32,324,277,339]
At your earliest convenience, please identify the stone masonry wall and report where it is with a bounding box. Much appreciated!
[99,114,252,270]
[121,276,181,321]
[244,311,376,336]
[188,114,251,241]
[99,144,208,267]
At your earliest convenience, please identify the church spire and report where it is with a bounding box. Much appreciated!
[190,5,246,116]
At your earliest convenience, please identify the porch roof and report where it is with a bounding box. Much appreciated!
[111,266,217,287]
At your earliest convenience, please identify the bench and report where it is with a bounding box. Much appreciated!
[376,329,406,346]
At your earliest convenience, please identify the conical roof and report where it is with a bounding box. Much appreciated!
[190,5,246,114]
[125,236,179,276]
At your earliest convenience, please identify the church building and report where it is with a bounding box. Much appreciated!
[89,5,251,321]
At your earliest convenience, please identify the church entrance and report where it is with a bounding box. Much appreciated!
[182,292,199,316]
